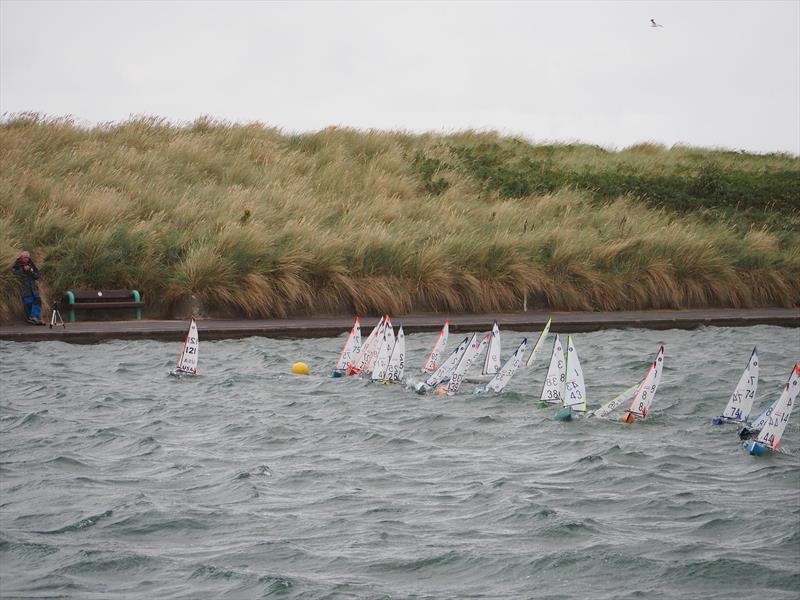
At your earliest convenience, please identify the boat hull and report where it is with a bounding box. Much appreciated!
[621,411,636,424]
[555,407,572,421]
[169,369,196,377]
[744,440,771,456]
[712,416,745,426]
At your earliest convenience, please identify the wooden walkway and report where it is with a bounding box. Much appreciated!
[0,308,797,343]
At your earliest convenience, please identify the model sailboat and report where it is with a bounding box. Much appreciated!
[437,332,490,395]
[477,338,528,394]
[525,318,552,368]
[332,316,361,377]
[482,322,501,377]
[171,318,199,376]
[739,390,784,440]
[554,336,586,421]
[589,383,640,419]
[744,365,799,455]
[465,321,501,383]
[712,347,758,425]
[537,335,565,408]
[621,345,665,423]
[415,335,471,394]
[384,326,406,382]
[421,321,449,374]
[370,319,396,381]
[590,346,665,418]
[375,325,406,383]
[349,316,385,375]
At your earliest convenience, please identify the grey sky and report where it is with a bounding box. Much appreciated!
[2,0,798,153]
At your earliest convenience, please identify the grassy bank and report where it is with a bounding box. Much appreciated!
[1,115,798,321]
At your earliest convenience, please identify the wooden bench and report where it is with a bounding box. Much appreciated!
[64,289,143,322]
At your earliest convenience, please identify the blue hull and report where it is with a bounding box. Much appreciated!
[331,370,345,378]
[712,416,747,426]
[744,441,770,456]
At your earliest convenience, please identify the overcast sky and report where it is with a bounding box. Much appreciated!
[1,1,798,154]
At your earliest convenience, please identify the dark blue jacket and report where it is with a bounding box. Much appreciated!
[12,259,40,297]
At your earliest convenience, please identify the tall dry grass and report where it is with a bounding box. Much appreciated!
[0,115,797,320]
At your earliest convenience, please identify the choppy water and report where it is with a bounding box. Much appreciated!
[1,325,798,599]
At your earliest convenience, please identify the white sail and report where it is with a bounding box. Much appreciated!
[484,338,528,393]
[481,322,501,376]
[442,333,490,395]
[627,345,665,418]
[351,316,384,374]
[563,336,587,411]
[750,397,780,432]
[525,318,552,368]
[424,336,470,388]
[370,320,395,380]
[176,318,199,374]
[756,364,800,450]
[384,319,396,352]
[719,348,759,422]
[422,321,449,374]
[748,366,798,431]
[370,326,390,380]
[335,317,362,371]
[590,383,640,418]
[365,316,392,373]
[539,335,565,404]
[384,326,406,382]
[437,333,476,395]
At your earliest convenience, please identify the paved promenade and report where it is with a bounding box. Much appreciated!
[0,308,797,343]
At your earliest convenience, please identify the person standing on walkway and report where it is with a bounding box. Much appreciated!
[12,251,44,325]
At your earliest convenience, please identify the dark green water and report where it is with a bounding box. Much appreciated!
[1,325,798,599]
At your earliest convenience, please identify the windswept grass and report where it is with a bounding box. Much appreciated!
[1,114,797,320]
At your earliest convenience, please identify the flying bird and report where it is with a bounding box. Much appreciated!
[650,19,664,27]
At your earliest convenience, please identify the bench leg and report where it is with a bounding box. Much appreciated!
[66,291,76,322]
[132,290,142,320]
